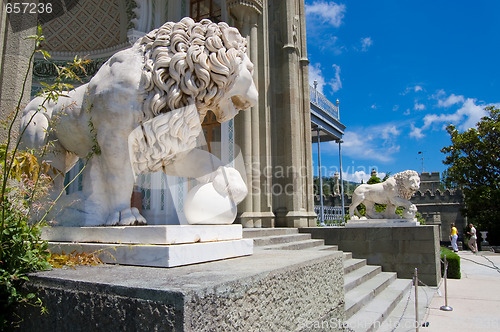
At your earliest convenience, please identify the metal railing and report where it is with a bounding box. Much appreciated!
[310,84,339,120]
[314,205,345,226]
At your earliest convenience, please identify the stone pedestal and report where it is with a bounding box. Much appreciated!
[17,249,345,331]
[43,225,253,268]
[345,219,420,228]
[302,225,441,286]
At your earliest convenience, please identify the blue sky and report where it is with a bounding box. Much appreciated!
[305,0,500,183]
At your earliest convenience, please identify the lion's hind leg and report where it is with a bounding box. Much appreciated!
[383,203,399,219]
[364,200,379,219]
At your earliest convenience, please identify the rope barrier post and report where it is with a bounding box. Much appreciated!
[414,268,419,332]
[440,255,453,311]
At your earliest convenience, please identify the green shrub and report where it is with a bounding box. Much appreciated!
[440,247,461,279]
[0,208,51,329]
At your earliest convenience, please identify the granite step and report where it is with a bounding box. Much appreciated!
[318,244,340,251]
[344,257,367,274]
[345,271,397,318]
[251,233,315,247]
[344,264,382,293]
[259,239,326,250]
[244,228,326,250]
[345,278,413,332]
[343,252,353,260]
[242,228,299,238]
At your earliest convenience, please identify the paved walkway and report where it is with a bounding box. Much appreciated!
[423,250,500,331]
[379,250,500,331]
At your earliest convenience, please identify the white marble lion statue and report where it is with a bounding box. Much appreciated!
[349,170,420,220]
[20,17,257,226]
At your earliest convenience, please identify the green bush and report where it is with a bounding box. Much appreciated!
[0,209,51,329]
[440,247,461,279]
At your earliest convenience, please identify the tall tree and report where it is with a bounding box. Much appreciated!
[441,106,500,244]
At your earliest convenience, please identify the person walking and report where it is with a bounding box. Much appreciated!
[450,223,459,252]
[467,223,478,253]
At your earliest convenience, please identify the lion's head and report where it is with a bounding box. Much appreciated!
[138,17,257,123]
[393,170,420,200]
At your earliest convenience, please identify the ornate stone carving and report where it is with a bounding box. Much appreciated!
[227,0,263,15]
[20,18,257,226]
[349,170,420,220]
[41,0,128,54]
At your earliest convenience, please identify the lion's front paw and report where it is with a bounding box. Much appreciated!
[212,166,248,204]
[106,207,147,226]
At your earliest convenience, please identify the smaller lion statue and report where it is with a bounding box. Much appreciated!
[349,170,420,220]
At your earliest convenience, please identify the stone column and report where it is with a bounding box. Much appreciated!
[269,0,316,227]
[229,0,274,228]
[0,5,37,143]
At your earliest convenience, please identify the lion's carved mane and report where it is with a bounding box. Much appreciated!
[138,17,248,122]
[393,170,420,200]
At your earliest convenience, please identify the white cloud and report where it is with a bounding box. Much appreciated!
[309,63,342,93]
[402,85,424,95]
[423,97,486,131]
[411,90,500,138]
[343,170,387,183]
[414,102,425,111]
[309,63,326,93]
[409,123,425,139]
[381,125,400,140]
[437,93,465,108]
[305,1,346,28]
[330,64,342,92]
[455,98,489,130]
[360,37,373,52]
[341,124,401,163]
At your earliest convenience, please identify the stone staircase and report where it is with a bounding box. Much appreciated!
[243,227,331,250]
[243,228,413,332]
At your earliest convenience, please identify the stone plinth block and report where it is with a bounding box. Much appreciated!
[346,219,420,228]
[48,239,253,268]
[43,225,252,268]
[41,224,244,244]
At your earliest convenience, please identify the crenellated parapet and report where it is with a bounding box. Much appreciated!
[412,188,464,204]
